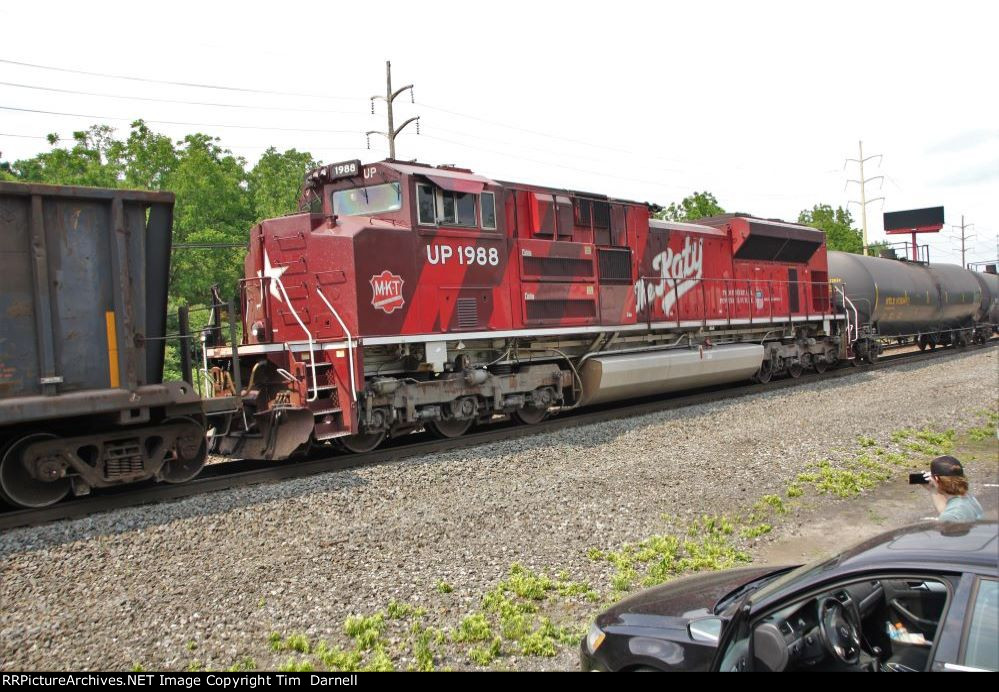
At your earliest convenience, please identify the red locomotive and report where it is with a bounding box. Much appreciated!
[206,159,848,456]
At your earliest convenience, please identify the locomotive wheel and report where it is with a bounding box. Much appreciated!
[754,360,773,384]
[512,406,548,425]
[813,358,828,374]
[0,433,69,508]
[787,360,803,379]
[160,416,209,484]
[337,431,386,454]
[426,418,474,439]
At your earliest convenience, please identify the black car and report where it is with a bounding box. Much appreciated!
[581,521,998,672]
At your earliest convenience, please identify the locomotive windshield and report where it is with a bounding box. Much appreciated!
[331,182,403,216]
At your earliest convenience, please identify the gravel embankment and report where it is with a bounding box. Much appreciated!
[1,348,996,671]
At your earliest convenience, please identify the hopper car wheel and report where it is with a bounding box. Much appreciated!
[754,360,773,384]
[426,419,474,439]
[512,406,548,425]
[918,336,928,351]
[813,358,828,374]
[160,417,209,484]
[337,431,385,454]
[0,433,69,508]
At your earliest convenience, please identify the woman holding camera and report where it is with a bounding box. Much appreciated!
[923,455,985,522]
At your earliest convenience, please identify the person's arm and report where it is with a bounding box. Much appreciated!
[923,473,950,515]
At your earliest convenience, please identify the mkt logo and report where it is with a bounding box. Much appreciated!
[370,270,405,314]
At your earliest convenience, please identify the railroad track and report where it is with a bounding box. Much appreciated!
[2,341,994,531]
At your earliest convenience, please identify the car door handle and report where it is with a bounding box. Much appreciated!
[890,599,937,628]
[906,581,947,593]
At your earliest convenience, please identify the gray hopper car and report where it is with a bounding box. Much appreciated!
[0,182,209,508]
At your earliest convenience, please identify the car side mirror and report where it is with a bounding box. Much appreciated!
[689,617,723,644]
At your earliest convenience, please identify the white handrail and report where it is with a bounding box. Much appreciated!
[271,277,318,402]
[844,294,859,342]
[315,287,357,403]
[833,285,859,343]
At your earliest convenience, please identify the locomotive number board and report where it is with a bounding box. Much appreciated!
[326,160,362,180]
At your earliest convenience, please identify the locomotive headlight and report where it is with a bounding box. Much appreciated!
[586,623,606,653]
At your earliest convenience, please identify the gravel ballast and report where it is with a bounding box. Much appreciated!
[1,348,995,671]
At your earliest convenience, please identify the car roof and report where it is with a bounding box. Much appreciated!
[832,521,998,573]
[747,521,997,612]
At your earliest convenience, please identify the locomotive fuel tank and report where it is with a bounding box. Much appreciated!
[578,344,763,407]
[828,251,981,336]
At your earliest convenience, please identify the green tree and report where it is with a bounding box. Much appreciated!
[165,134,255,304]
[797,204,863,253]
[12,126,123,187]
[248,147,318,221]
[118,120,179,190]
[657,191,725,222]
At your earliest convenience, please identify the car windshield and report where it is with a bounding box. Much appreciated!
[750,553,843,604]
[331,182,403,216]
[714,567,797,614]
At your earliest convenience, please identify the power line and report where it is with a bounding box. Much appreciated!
[0,56,693,167]
[0,130,363,154]
[0,105,363,136]
[0,81,367,115]
[0,58,366,101]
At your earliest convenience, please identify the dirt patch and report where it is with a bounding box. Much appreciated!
[754,437,999,567]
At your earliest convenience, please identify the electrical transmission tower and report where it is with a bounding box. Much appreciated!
[845,140,884,256]
[951,215,975,267]
[367,61,420,160]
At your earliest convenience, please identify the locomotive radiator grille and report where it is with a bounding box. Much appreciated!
[526,299,596,321]
[103,440,145,479]
[598,248,633,284]
[522,256,594,280]
[456,298,479,329]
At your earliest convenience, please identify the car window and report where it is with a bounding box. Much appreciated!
[720,574,951,671]
[963,578,998,671]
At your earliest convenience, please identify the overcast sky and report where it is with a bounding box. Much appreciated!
[1,0,996,265]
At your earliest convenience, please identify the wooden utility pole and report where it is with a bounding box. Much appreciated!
[367,61,420,160]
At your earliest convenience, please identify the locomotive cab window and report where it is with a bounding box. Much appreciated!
[442,190,477,227]
[480,192,497,230]
[417,184,436,225]
[331,182,403,216]
[416,182,494,230]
